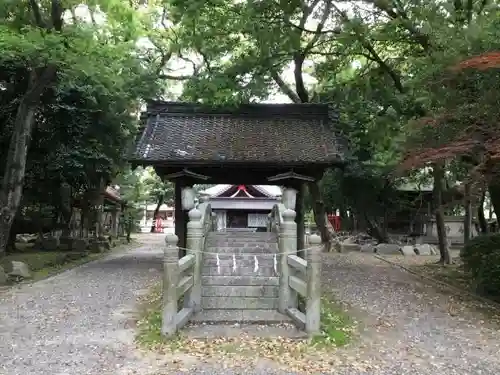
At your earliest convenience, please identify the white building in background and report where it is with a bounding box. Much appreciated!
[199,185,282,232]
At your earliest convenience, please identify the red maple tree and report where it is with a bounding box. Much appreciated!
[402,51,500,175]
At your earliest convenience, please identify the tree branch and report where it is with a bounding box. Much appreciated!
[271,71,301,103]
[303,0,333,55]
[157,74,192,81]
[478,0,489,15]
[332,4,405,93]
[368,0,431,50]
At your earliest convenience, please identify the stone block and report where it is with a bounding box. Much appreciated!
[374,243,402,255]
[58,237,74,251]
[202,265,277,277]
[401,245,417,256]
[204,254,276,267]
[201,296,279,310]
[40,237,60,251]
[414,243,437,255]
[89,240,108,253]
[202,285,279,298]
[0,266,7,285]
[360,244,375,253]
[9,261,31,279]
[190,309,292,324]
[202,276,279,286]
[73,239,89,252]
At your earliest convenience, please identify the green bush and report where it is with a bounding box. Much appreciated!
[461,233,500,299]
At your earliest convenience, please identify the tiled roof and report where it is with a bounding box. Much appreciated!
[130,101,344,165]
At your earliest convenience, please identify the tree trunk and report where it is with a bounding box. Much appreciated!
[0,103,37,255]
[59,183,73,237]
[478,190,488,234]
[432,163,452,264]
[150,194,164,233]
[0,67,55,255]
[463,181,472,242]
[308,181,331,251]
[364,213,389,243]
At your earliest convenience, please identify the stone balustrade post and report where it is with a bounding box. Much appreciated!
[306,234,322,335]
[278,208,297,313]
[162,234,179,337]
[185,207,203,312]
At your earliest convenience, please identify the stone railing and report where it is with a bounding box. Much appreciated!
[277,206,322,335]
[161,205,207,337]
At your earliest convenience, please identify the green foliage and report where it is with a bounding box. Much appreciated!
[0,1,164,246]
[461,233,500,300]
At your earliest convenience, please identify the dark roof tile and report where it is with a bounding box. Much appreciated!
[130,101,344,165]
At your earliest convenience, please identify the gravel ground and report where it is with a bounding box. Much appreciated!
[320,252,500,374]
[2,237,500,375]
[0,235,168,375]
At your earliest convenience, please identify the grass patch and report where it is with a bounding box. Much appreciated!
[136,284,355,357]
[1,237,133,285]
[135,284,356,371]
[412,262,472,291]
[311,297,354,347]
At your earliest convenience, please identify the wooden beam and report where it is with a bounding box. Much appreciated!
[164,168,210,180]
[268,170,316,182]
[155,165,326,184]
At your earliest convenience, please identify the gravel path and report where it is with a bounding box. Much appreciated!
[0,235,168,375]
[2,237,500,375]
[320,253,500,374]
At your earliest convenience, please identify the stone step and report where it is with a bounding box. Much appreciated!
[189,309,292,324]
[207,235,276,240]
[202,276,279,286]
[201,296,279,310]
[206,246,277,254]
[202,285,278,298]
[208,232,277,238]
[206,242,277,248]
[202,265,277,277]
[203,253,278,267]
[183,323,307,340]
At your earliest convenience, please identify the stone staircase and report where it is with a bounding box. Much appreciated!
[191,231,291,324]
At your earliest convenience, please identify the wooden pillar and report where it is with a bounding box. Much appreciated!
[174,180,186,255]
[296,183,305,257]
